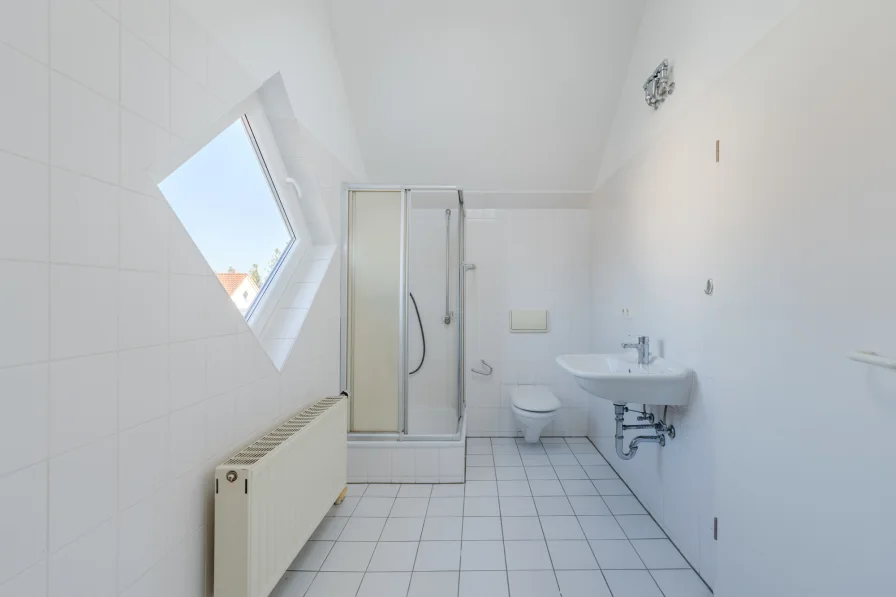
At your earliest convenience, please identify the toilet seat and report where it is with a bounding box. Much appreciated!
[510,386,560,413]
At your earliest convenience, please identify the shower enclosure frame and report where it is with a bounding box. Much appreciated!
[340,184,467,442]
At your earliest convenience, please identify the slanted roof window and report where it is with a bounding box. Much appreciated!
[160,114,296,319]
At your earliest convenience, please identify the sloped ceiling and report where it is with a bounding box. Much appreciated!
[327,0,645,192]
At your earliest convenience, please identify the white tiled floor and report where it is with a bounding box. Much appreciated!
[272,437,712,597]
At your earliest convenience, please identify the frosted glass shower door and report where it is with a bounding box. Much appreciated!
[348,190,404,432]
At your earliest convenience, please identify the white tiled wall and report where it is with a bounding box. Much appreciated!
[347,443,465,484]
[0,2,347,595]
[260,244,337,370]
[586,4,896,594]
[464,209,592,437]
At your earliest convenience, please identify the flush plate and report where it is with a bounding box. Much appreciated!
[510,309,548,333]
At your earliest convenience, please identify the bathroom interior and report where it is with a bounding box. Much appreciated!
[1,1,894,597]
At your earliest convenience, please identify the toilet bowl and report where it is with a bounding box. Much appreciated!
[511,385,561,443]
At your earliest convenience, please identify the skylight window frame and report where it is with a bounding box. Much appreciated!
[238,97,313,336]
[238,111,296,321]
[155,92,313,336]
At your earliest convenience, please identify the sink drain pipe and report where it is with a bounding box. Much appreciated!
[614,404,675,460]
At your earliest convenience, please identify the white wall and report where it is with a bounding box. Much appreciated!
[588,0,896,595]
[326,0,645,192]
[0,1,348,595]
[178,0,366,181]
[595,0,801,187]
[465,209,592,437]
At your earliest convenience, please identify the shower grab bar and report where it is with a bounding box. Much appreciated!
[471,360,493,376]
[444,209,453,325]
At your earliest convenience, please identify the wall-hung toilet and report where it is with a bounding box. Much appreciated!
[511,385,561,443]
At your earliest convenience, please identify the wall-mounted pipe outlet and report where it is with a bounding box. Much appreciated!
[613,404,675,460]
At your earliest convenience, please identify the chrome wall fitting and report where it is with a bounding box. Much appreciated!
[636,407,655,424]
[471,359,493,376]
[644,59,675,110]
[443,209,453,325]
[614,404,675,460]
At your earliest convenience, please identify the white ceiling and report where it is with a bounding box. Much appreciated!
[326,0,645,192]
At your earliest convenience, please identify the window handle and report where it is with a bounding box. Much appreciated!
[285,177,302,198]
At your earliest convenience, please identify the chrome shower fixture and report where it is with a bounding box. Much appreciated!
[644,59,675,110]
[443,208,453,325]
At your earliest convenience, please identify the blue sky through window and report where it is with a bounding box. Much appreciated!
[159,119,293,285]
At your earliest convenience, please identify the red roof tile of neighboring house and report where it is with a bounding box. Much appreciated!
[215,273,258,297]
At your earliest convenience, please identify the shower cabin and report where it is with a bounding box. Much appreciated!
[340,186,468,483]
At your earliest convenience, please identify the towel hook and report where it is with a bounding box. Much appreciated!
[471,360,493,376]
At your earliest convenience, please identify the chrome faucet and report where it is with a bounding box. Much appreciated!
[622,336,650,365]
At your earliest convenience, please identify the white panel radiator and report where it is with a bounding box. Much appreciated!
[214,396,348,597]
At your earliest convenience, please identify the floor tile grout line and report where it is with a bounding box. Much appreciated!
[303,571,318,597]
[646,568,670,597]
[582,435,713,593]
[500,513,511,596]
[559,438,619,597]
[333,437,703,595]
[536,509,564,596]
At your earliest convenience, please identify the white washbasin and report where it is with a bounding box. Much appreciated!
[556,353,693,406]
